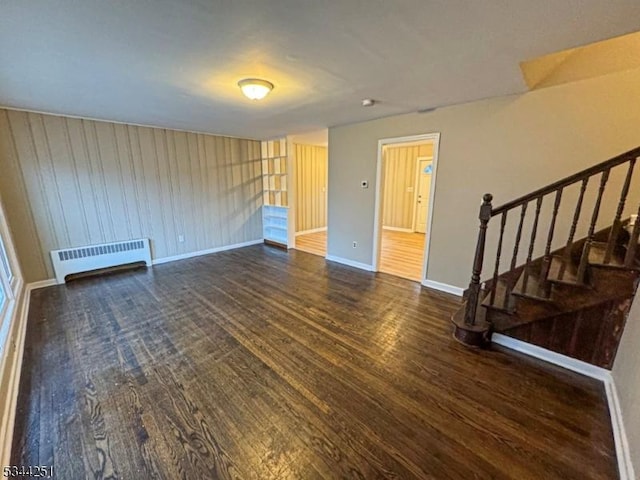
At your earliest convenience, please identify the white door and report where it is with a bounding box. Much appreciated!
[415,159,432,233]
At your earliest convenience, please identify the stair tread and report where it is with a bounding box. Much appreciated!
[511,266,553,301]
[588,241,637,269]
[546,255,585,286]
[481,279,516,313]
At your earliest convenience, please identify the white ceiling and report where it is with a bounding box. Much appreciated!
[2,1,640,140]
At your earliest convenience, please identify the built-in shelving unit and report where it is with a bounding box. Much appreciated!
[262,205,289,246]
[261,139,290,248]
[261,139,288,207]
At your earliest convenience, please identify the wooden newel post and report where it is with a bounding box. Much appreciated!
[464,193,493,325]
[452,193,493,347]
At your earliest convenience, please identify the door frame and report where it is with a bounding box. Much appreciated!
[412,155,434,232]
[372,133,440,283]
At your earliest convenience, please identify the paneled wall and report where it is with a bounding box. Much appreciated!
[382,143,432,230]
[0,109,263,282]
[295,144,327,233]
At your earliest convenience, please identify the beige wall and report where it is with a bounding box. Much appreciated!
[295,144,327,233]
[0,109,263,282]
[382,144,432,230]
[613,293,640,478]
[328,67,640,287]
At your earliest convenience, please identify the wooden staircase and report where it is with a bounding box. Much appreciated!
[452,147,640,368]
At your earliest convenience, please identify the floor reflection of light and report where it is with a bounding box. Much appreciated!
[375,310,404,359]
[249,429,307,480]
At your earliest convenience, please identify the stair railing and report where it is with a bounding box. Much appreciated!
[463,146,640,329]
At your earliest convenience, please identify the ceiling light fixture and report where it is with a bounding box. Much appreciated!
[238,78,274,100]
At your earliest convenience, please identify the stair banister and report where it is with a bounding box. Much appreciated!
[463,193,493,326]
[490,147,640,216]
[604,158,636,264]
[456,146,640,347]
[625,205,640,267]
[577,169,611,282]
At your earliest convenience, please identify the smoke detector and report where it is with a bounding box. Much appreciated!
[361,98,376,107]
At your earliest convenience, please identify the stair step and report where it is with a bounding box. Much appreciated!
[512,267,552,301]
[588,241,638,270]
[481,279,516,313]
[546,255,587,286]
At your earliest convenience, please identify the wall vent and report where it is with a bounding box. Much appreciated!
[50,239,152,283]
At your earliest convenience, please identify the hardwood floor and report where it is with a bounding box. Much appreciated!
[295,229,425,283]
[379,229,425,282]
[12,245,617,479]
[295,230,327,257]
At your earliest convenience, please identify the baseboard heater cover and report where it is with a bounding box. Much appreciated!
[50,238,152,284]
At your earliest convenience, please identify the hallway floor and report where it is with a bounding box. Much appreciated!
[295,229,425,282]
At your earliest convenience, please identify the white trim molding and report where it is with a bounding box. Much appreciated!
[605,377,635,480]
[372,132,441,283]
[422,279,464,297]
[295,227,327,237]
[28,279,57,290]
[0,282,29,466]
[325,255,374,272]
[492,333,634,479]
[492,334,610,380]
[152,239,264,265]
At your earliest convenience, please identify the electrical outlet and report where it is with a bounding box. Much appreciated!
[352,241,357,248]
[178,235,185,243]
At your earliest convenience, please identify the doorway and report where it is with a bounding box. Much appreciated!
[291,133,329,257]
[373,134,440,283]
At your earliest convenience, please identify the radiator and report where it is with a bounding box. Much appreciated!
[50,238,152,284]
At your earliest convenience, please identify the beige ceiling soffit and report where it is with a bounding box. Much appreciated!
[520,30,640,90]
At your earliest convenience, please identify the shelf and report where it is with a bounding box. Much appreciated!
[261,140,289,244]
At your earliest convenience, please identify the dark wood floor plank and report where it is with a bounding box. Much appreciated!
[191,281,488,478]
[11,245,618,479]
[213,267,610,476]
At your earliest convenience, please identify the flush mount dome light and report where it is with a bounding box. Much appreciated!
[238,78,274,100]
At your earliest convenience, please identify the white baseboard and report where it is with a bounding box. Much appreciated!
[422,279,464,297]
[605,376,635,480]
[295,227,327,236]
[0,281,30,466]
[492,333,634,479]
[491,333,610,381]
[325,255,373,272]
[28,279,57,290]
[152,239,264,265]
[382,226,414,233]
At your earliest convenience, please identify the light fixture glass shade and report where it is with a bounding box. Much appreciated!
[238,78,274,100]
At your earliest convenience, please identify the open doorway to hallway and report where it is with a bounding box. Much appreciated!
[374,134,439,282]
[290,130,329,257]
